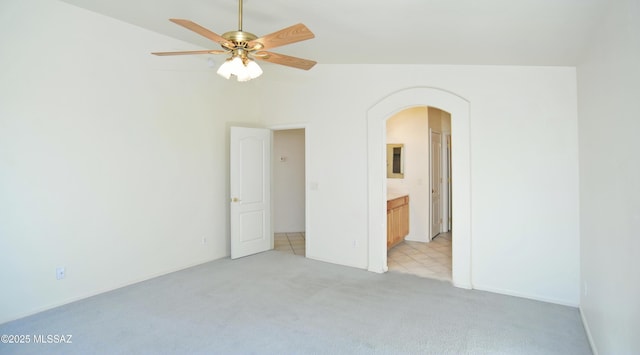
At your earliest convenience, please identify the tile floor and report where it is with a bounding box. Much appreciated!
[273,231,452,282]
[274,232,306,256]
[387,232,452,281]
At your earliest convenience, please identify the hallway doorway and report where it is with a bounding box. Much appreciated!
[272,128,306,257]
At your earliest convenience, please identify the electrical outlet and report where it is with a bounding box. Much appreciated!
[352,240,358,248]
[583,282,588,296]
[202,237,208,245]
[56,267,65,280]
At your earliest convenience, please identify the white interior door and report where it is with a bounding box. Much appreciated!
[230,127,272,259]
[430,130,442,239]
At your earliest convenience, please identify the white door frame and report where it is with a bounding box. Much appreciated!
[269,123,309,257]
[429,129,442,240]
[442,133,451,233]
[367,87,472,289]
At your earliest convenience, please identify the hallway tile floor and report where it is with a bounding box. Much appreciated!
[387,232,452,281]
[273,231,451,283]
[274,232,306,256]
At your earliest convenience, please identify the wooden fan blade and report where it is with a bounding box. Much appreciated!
[169,19,233,47]
[249,23,314,51]
[254,51,316,70]
[152,49,227,56]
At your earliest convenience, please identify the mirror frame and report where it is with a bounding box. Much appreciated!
[386,143,404,179]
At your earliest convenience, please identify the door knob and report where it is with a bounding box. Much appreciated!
[231,197,241,202]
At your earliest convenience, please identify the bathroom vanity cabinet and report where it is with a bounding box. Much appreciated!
[387,195,409,249]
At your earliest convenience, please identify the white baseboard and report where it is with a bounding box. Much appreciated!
[473,284,579,307]
[452,281,473,290]
[405,235,429,243]
[580,306,599,355]
[306,254,367,271]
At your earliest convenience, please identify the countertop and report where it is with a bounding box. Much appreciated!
[387,192,409,201]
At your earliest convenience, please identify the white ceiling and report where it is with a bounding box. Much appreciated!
[60,0,610,66]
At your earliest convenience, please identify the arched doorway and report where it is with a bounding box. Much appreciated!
[366,87,472,289]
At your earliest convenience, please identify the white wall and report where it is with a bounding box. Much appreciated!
[0,0,254,323]
[273,129,305,233]
[577,0,640,353]
[386,107,430,242]
[254,64,580,305]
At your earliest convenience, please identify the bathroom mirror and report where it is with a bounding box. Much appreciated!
[386,144,404,179]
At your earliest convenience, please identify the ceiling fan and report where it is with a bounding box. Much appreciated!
[152,0,316,82]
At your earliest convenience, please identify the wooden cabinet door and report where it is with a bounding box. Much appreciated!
[390,207,401,246]
[399,203,409,238]
[387,196,409,250]
[387,209,393,248]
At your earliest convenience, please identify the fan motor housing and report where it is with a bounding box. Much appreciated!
[222,31,258,43]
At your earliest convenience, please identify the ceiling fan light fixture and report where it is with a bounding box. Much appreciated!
[246,59,263,78]
[217,54,262,82]
[216,58,234,79]
[236,71,252,82]
[216,56,242,80]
